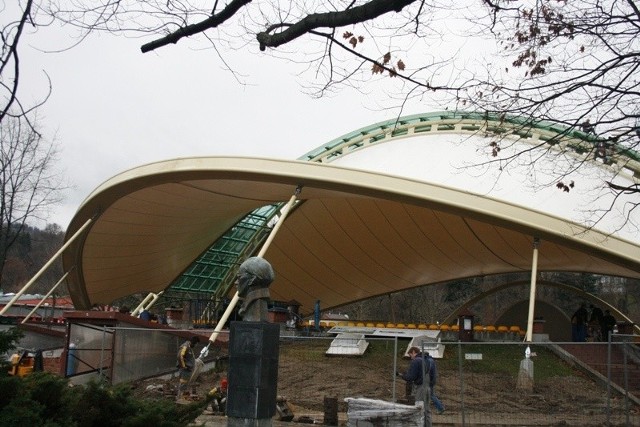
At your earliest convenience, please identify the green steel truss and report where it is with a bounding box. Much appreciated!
[161,204,280,319]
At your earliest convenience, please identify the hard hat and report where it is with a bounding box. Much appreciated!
[221,378,228,389]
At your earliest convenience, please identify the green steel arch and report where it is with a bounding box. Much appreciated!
[300,111,640,176]
[162,111,640,319]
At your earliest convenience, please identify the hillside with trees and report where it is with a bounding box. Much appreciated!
[0,224,65,296]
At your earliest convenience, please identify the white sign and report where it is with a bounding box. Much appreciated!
[465,353,483,360]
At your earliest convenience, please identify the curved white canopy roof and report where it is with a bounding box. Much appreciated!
[62,156,640,313]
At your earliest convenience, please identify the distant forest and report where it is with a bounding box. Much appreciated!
[338,272,640,327]
[0,224,65,296]
[2,225,638,327]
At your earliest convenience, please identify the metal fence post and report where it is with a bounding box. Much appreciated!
[606,332,611,426]
[392,336,398,403]
[99,326,107,383]
[421,341,432,427]
[458,340,466,426]
[623,340,630,427]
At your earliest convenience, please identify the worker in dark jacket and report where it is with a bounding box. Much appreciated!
[571,303,589,342]
[397,346,432,425]
[398,346,428,400]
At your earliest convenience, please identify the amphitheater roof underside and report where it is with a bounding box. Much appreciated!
[63,155,640,315]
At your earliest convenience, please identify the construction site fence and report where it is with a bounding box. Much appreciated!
[71,326,639,426]
[65,324,224,385]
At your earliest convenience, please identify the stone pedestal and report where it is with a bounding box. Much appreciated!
[227,321,280,426]
[516,358,534,392]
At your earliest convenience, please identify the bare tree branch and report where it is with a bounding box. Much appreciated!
[0,0,34,123]
[141,0,252,53]
[256,0,415,50]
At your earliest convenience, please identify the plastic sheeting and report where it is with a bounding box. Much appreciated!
[345,397,424,427]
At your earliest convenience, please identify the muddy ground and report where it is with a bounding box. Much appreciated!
[130,340,637,426]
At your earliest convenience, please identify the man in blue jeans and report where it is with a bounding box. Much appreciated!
[426,352,445,414]
[398,346,432,426]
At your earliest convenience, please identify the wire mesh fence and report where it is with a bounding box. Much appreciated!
[273,336,639,426]
[98,328,639,426]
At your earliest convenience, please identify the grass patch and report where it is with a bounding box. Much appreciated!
[438,343,577,379]
[280,338,578,381]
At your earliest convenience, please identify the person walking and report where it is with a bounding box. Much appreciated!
[571,303,589,342]
[398,346,432,426]
[177,336,199,399]
[589,304,604,341]
[602,310,617,340]
[425,352,445,415]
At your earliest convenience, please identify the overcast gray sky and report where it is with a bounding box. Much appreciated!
[21,7,632,238]
[22,21,424,229]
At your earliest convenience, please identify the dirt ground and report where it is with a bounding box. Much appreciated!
[130,341,638,426]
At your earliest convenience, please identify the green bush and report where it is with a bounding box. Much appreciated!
[0,327,204,426]
[0,371,204,426]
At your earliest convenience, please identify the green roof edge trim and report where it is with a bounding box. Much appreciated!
[298,110,640,164]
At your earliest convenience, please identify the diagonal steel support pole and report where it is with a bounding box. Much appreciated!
[203,185,302,348]
[0,218,94,316]
[525,237,541,342]
[21,271,70,324]
[130,291,164,317]
[131,292,155,317]
[143,291,163,311]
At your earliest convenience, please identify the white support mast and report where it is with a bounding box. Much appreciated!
[204,185,302,348]
[21,272,70,323]
[0,218,93,316]
[525,237,541,342]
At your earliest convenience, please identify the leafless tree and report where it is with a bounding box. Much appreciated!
[44,0,639,223]
[48,2,637,139]
[0,2,64,290]
[466,0,640,197]
[0,114,63,290]
[1,0,51,126]
[46,1,458,95]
